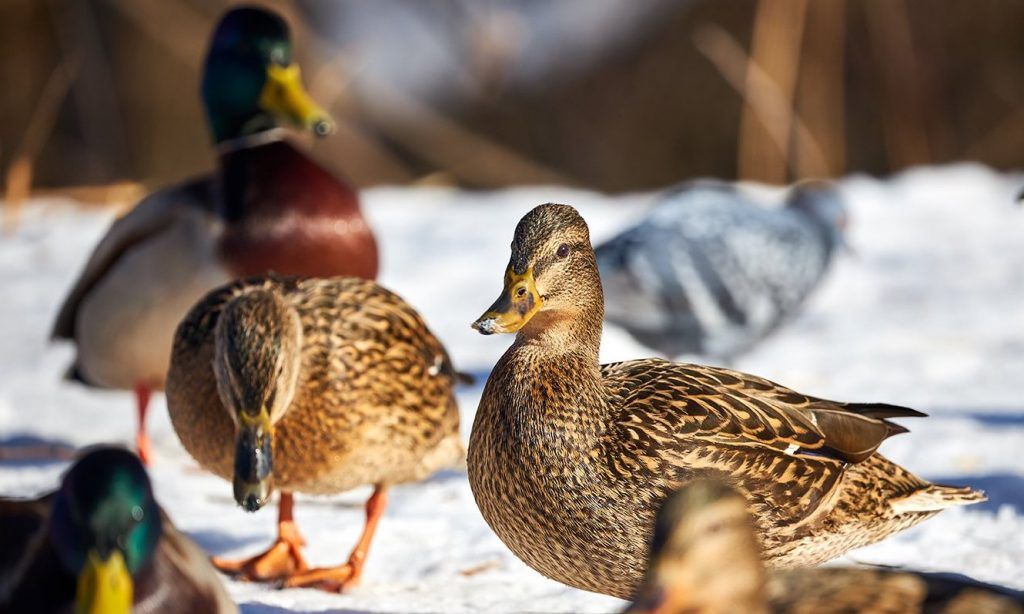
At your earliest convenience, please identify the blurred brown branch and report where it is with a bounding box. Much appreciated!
[694,23,828,181]
[738,0,808,183]
[3,57,79,233]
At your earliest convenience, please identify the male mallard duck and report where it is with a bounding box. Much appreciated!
[469,204,983,599]
[166,275,462,592]
[596,179,846,361]
[51,6,377,464]
[0,447,235,613]
[626,480,1023,614]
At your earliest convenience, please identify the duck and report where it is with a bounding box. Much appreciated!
[50,6,378,464]
[165,275,463,592]
[468,203,983,599]
[0,446,236,613]
[626,480,1023,614]
[596,179,846,361]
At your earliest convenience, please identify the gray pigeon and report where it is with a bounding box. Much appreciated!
[595,179,846,360]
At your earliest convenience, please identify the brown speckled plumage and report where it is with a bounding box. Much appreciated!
[469,204,984,599]
[626,481,1022,614]
[167,275,462,495]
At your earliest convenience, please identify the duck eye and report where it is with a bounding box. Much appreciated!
[270,47,288,67]
[556,244,570,259]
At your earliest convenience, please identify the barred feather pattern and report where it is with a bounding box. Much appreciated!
[767,568,1024,614]
[167,275,462,495]
[469,351,981,599]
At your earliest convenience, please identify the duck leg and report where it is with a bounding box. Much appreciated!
[282,484,388,592]
[133,384,153,465]
[213,492,309,581]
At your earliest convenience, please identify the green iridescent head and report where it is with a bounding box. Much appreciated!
[49,447,162,614]
[201,6,334,143]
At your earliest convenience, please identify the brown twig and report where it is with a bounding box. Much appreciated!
[3,57,80,234]
[737,0,809,183]
[795,0,846,178]
[694,24,828,183]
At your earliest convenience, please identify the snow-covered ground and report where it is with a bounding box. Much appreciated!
[1,163,1022,612]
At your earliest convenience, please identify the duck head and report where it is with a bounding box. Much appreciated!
[213,288,303,512]
[202,6,334,144]
[627,481,767,614]
[787,180,848,251]
[49,447,162,614]
[472,204,604,341]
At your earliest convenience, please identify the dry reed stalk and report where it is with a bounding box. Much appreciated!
[863,0,932,168]
[737,0,809,183]
[3,57,79,234]
[695,24,827,183]
[795,0,845,178]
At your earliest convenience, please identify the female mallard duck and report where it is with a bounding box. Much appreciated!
[166,275,462,591]
[626,480,1023,614]
[469,204,983,599]
[0,447,235,613]
[51,6,377,464]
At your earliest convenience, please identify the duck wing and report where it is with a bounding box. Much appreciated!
[602,359,921,466]
[51,176,216,341]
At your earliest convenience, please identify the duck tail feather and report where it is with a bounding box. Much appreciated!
[842,402,928,419]
[889,484,986,515]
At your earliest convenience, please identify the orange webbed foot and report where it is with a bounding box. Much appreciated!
[281,563,360,593]
[213,521,308,582]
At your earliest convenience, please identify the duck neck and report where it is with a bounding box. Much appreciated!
[517,267,606,358]
[215,135,291,222]
[517,306,603,358]
[495,295,609,457]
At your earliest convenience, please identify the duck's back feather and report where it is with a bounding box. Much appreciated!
[51,176,215,341]
[602,359,913,464]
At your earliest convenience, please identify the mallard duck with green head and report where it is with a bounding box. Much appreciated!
[0,446,235,613]
[166,275,463,592]
[51,6,377,464]
[626,480,1023,614]
[468,204,983,599]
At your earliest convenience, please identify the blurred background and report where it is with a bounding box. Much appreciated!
[4,0,1024,204]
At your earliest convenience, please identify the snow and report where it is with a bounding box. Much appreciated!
[1,163,1023,612]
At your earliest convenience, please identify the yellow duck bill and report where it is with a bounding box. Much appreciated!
[259,63,335,137]
[472,267,543,335]
[233,410,274,512]
[76,550,132,614]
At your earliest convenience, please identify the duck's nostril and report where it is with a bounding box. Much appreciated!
[242,494,262,513]
[312,119,334,137]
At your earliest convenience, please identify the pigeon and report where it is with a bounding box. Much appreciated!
[596,179,846,360]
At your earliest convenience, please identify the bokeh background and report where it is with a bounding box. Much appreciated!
[4,0,1024,198]
[1,2,1023,612]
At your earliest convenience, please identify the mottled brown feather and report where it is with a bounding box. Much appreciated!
[627,482,1021,614]
[167,275,462,496]
[469,203,984,599]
